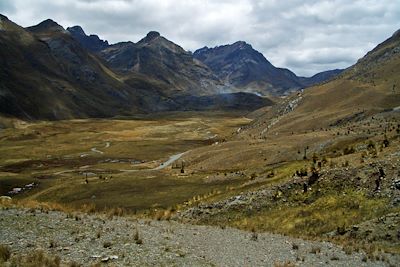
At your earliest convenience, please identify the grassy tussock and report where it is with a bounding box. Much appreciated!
[0,245,11,263]
[231,190,388,237]
[9,250,64,267]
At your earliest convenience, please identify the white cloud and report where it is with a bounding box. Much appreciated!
[1,0,399,76]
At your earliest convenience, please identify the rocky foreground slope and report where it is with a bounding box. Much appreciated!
[0,207,397,266]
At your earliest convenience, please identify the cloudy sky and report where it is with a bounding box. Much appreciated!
[1,0,399,76]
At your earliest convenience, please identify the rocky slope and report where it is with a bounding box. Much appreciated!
[0,15,149,120]
[193,42,302,96]
[100,31,224,97]
[0,207,395,266]
[240,28,400,138]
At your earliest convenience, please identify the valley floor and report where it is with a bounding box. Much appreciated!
[0,207,397,267]
[1,109,400,266]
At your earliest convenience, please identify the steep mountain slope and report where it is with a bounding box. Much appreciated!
[242,29,400,137]
[0,15,149,120]
[100,31,224,96]
[67,25,109,52]
[193,42,302,95]
[193,42,342,96]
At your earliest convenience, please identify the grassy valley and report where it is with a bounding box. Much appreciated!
[0,111,252,212]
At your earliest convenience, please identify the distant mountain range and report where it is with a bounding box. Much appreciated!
[0,14,346,120]
[65,20,343,97]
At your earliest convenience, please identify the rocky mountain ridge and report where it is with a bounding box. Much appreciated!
[193,42,343,95]
[0,15,271,120]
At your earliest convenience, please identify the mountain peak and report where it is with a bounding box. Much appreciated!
[147,31,160,39]
[139,31,161,43]
[232,41,251,49]
[67,25,85,36]
[38,19,62,29]
[27,19,65,33]
[67,25,109,52]
[0,14,8,21]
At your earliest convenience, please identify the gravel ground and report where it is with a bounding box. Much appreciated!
[0,208,396,266]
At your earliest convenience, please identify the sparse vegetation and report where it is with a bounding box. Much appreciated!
[9,249,62,267]
[0,244,11,263]
[103,241,112,248]
[134,227,143,245]
[310,246,321,254]
[274,260,295,267]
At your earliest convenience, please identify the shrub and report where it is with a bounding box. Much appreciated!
[0,245,11,262]
[11,250,61,267]
[382,135,389,147]
[343,146,355,155]
[134,228,143,245]
[367,140,376,150]
[103,241,112,248]
[310,246,321,254]
[274,261,295,267]
[250,227,258,241]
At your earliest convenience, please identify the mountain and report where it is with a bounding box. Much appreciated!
[193,41,302,95]
[0,16,272,120]
[0,15,153,119]
[298,69,344,87]
[193,42,342,96]
[67,25,109,52]
[241,29,400,137]
[58,22,343,98]
[100,31,225,97]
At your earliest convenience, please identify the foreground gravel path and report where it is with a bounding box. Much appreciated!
[0,208,395,266]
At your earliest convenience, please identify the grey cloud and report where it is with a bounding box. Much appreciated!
[0,0,16,13]
[1,0,399,76]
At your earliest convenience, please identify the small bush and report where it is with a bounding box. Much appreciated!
[274,261,295,267]
[310,246,321,254]
[367,141,376,150]
[250,228,258,241]
[382,136,389,147]
[103,241,112,248]
[0,245,11,262]
[134,228,143,245]
[343,146,355,155]
[49,240,57,248]
[11,250,61,267]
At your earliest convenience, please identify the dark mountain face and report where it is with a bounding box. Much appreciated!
[0,16,149,120]
[67,26,109,52]
[194,43,342,96]
[100,31,224,96]
[193,42,303,95]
